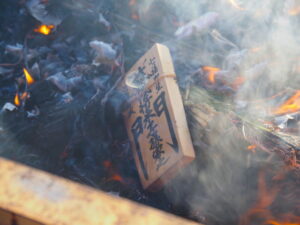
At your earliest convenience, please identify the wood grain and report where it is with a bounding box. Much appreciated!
[0,157,201,225]
[123,43,195,190]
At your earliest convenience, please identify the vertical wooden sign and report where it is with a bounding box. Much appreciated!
[123,43,195,191]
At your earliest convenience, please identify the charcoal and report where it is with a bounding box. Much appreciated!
[40,60,66,75]
[105,89,129,140]
[47,72,69,92]
[223,49,248,70]
[25,80,57,108]
[47,73,83,92]
[0,67,13,75]
[30,62,40,80]
[5,43,23,56]
[89,40,117,66]
[1,103,17,112]
[175,12,219,39]
[93,75,111,91]
[98,13,111,30]
[26,0,64,26]
[37,46,52,56]
[1,0,300,224]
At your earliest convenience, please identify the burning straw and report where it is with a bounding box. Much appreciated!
[1,0,300,224]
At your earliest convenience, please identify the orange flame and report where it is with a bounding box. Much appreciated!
[239,169,300,225]
[239,170,280,225]
[247,145,256,153]
[247,145,257,153]
[23,68,35,85]
[265,220,300,225]
[288,6,300,16]
[228,0,245,10]
[20,92,29,100]
[14,93,20,106]
[34,24,54,35]
[202,66,220,84]
[272,91,300,115]
[247,145,256,150]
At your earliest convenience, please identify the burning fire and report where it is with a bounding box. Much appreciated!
[34,24,54,35]
[265,220,300,225]
[247,145,256,150]
[23,68,35,85]
[107,174,124,183]
[202,66,220,84]
[103,160,125,184]
[247,145,257,153]
[228,0,245,10]
[239,169,300,225]
[20,92,29,100]
[272,91,300,115]
[14,93,20,106]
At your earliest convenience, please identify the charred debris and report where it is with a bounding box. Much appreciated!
[0,1,300,225]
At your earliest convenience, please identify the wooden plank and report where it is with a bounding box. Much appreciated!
[123,43,195,190]
[0,157,200,225]
[15,215,43,225]
[0,209,12,225]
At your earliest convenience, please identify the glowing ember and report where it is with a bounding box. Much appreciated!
[20,92,29,100]
[265,220,300,225]
[251,47,262,53]
[272,91,300,115]
[228,0,245,10]
[103,160,112,168]
[247,145,257,153]
[129,0,136,6]
[103,160,126,184]
[131,12,139,20]
[247,145,256,152]
[34,24,54,35]
[247,145,256,150]
[14,93,20,106]
[23,68,35,85]
[202,66,220,84]
[107,174,125,183]
[239,170,280,225]
[231,76,246,90]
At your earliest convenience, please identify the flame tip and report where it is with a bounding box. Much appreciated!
[23,68,35,85]
[14,93,20,106]
[202,66,220,84]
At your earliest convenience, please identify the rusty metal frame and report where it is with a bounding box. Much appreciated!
[0,158,200,225]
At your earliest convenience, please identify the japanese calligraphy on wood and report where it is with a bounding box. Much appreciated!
[123,43,195,190]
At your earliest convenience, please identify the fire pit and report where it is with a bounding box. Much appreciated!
[0,0,299,224]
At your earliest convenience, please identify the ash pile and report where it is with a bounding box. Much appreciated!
[0,0,300,225]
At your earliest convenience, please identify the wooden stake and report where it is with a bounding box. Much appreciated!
[123,44,195,191]
[0,157,201,225]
